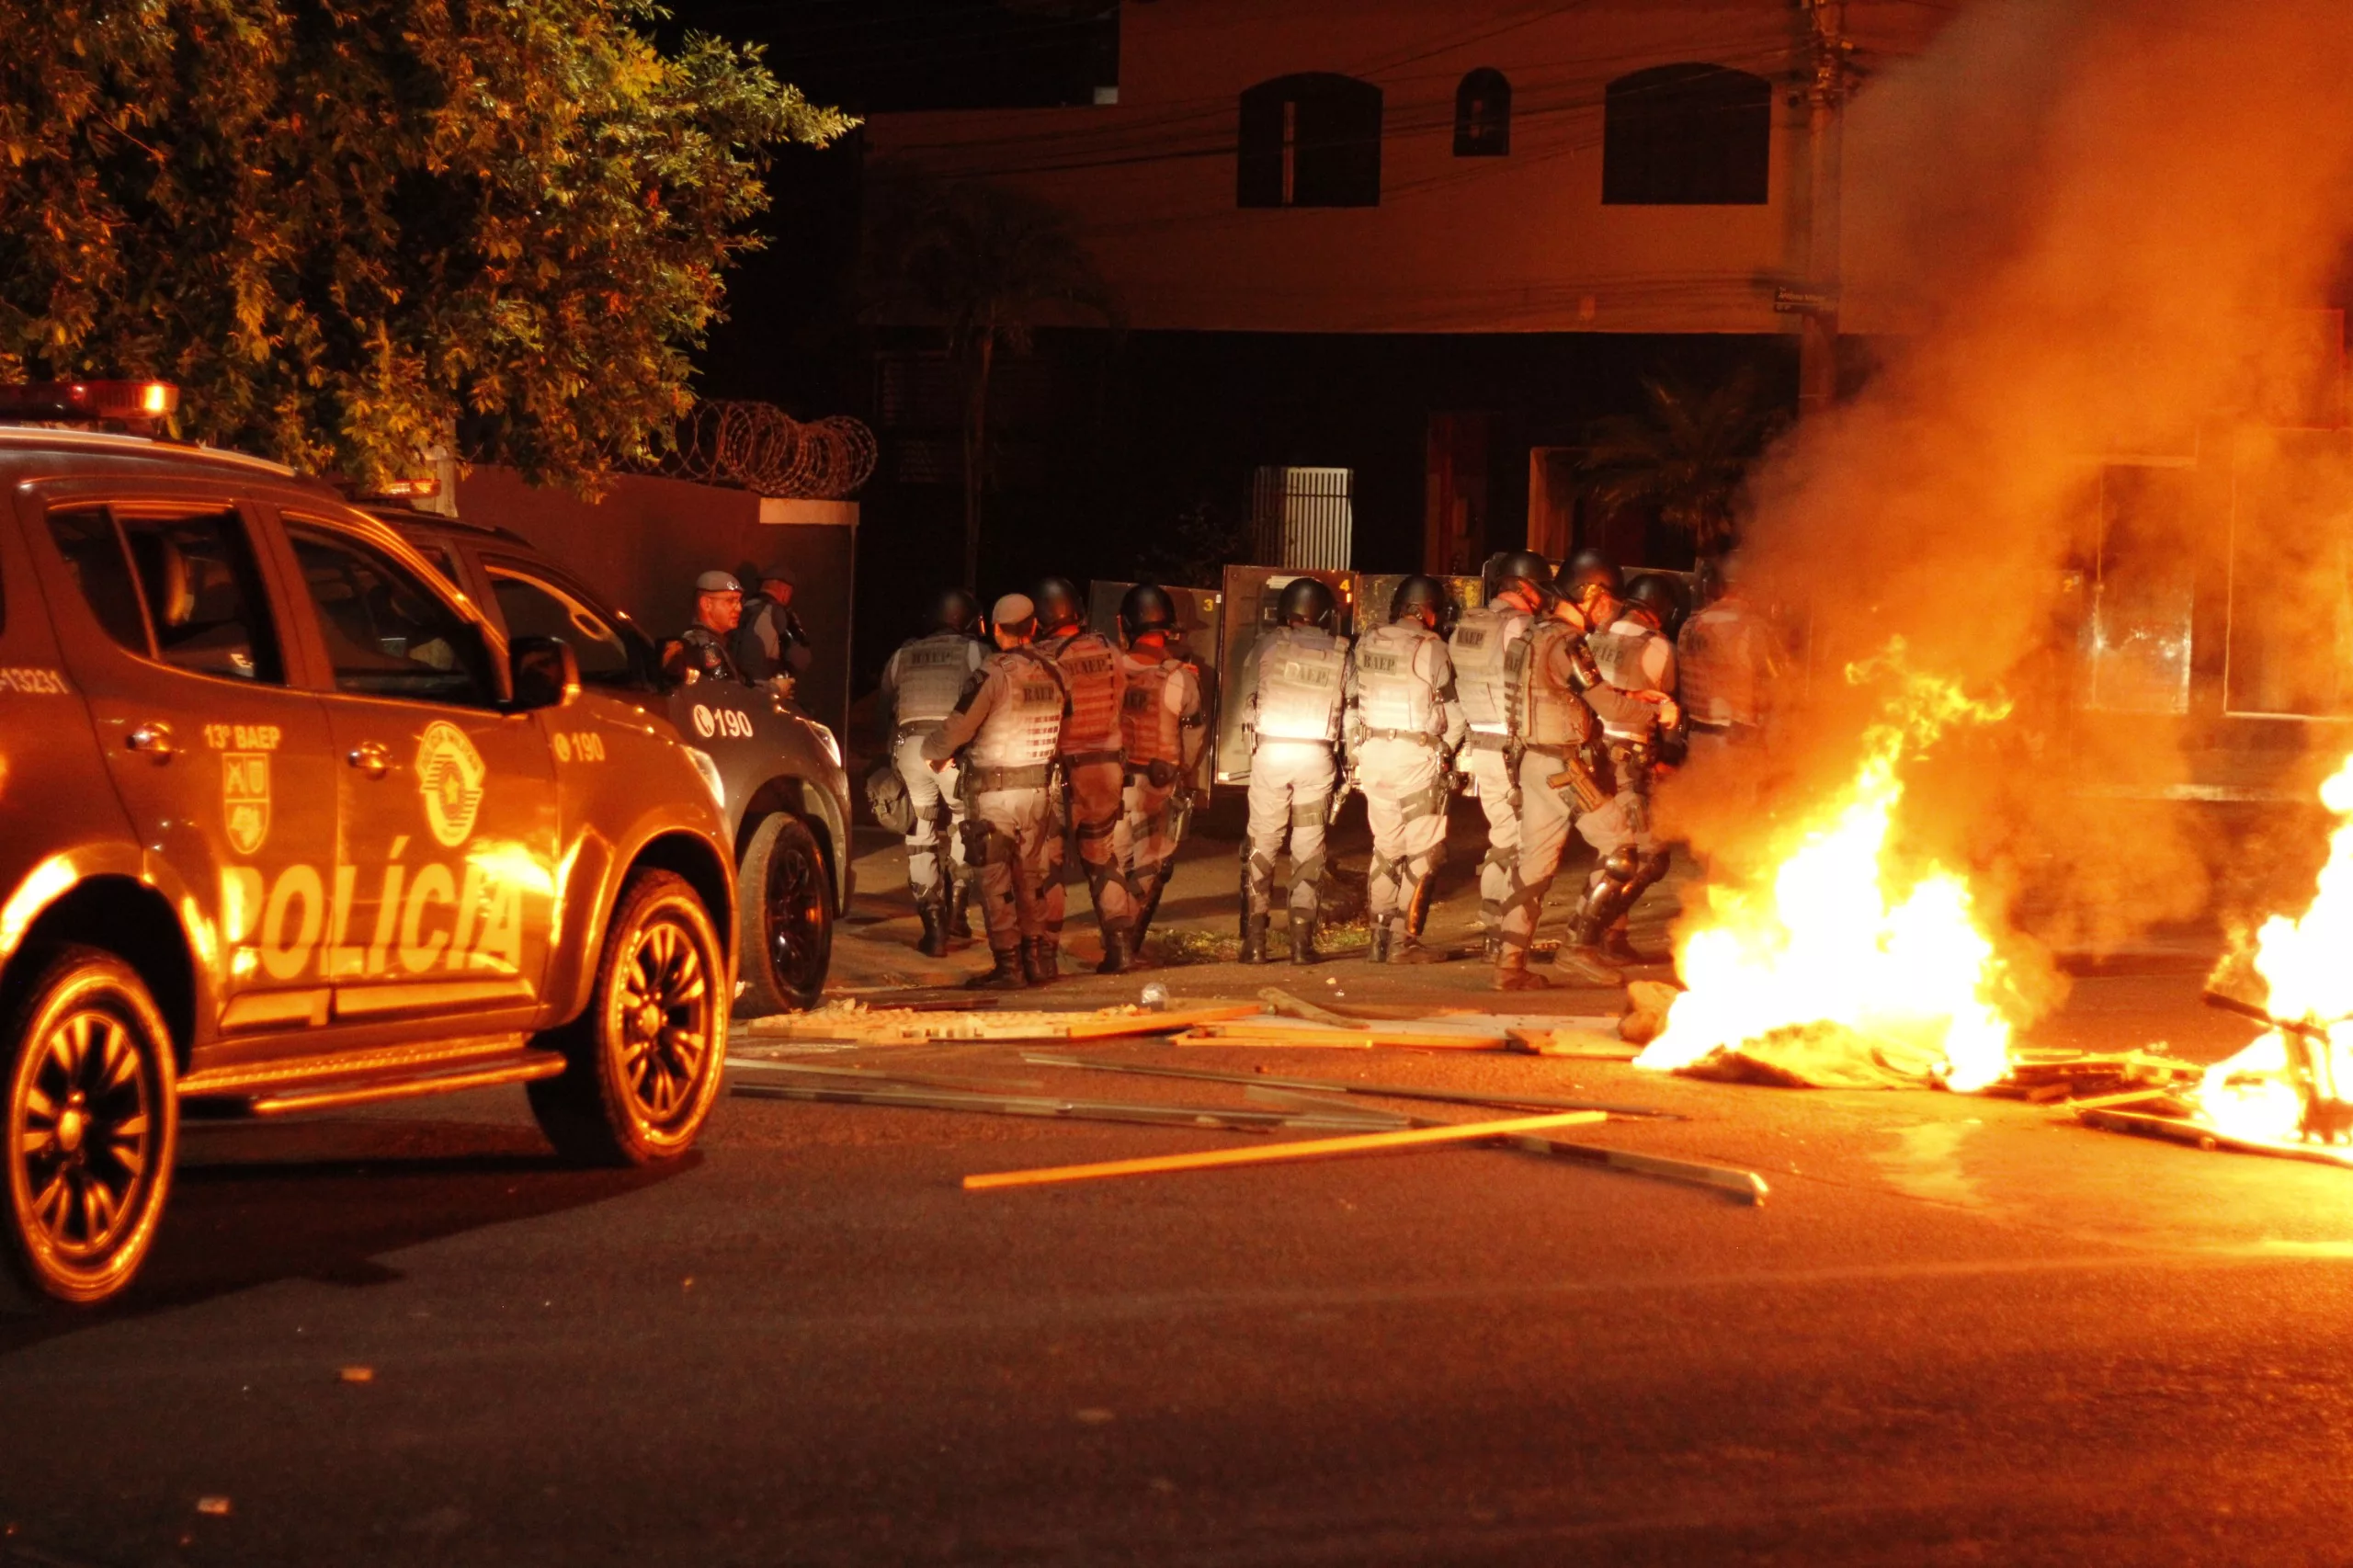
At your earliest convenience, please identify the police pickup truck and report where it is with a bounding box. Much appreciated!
[375,509,850,1016]
[0,384,739,1309]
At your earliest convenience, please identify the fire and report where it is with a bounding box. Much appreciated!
[2191,753,2353,1144]
[1635,651,2019,1092]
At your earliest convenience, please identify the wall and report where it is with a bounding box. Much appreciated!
[866,0,1947,336]
[453,467,858,736]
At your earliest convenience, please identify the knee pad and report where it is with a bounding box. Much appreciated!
[1602,845,1643,884]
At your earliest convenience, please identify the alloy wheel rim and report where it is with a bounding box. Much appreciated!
[617,915,711,1130]
[13,1006,156,1265]
[765,843,825,989]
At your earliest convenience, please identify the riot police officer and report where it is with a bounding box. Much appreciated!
[674,570,747,683]
[1490,586,1603,990]
[923,594,1072,989]
[1561,550,1625,636]
[1348,575,1467,963]
[878,587,986,957]
[1558,574,1685,986]
[1678,552,1780,764]
[1449,550,1552,961]
[1115,584,1207,954]
[1240,577,1352,965]
[1033,576,1138,975]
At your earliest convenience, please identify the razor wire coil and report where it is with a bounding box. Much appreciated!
[643,400,877,498]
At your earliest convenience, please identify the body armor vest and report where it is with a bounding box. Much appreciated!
[966,648,1067,770]
[1449,603,1530,734]
[1252,625,1349,744]
[891,631,980,731]
[1587,625,1669,741]
[1042,629,1123,756]
[1120,650,1192,767]
[1518,620,1598,751]
[1352,622,1441,736]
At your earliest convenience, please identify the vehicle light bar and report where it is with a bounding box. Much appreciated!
[0,381,180,424]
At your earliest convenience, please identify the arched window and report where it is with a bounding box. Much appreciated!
[1454,67,1510,156]
[1237,74,1382,208]
[1601,63,1771,205]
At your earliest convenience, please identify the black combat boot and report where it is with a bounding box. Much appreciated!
[1392,927,1445,965]
[1495,949,1551,991]
[946,880,973,939]
[965,948,1029,989]
[1097,927,1134,975]
[915,903,949,959]
[1024,937,1060,985]
[1240,915,1271,965]
[1132,867,1169,948]
[1552,904,1627,989]
[1289,907,1318,966]
[1601,924,1659,967]
[1367,926,1392,964]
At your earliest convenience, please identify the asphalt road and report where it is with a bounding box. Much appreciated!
[6,821,2349,1567]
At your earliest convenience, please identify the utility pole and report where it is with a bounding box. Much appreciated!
[1797,0,1853,420]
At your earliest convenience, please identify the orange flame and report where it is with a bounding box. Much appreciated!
[2191,753,2353,1143]
[1635,649,2020,1092]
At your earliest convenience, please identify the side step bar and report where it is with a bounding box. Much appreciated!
[244,1054,567,1118]
[179,1036,566,1118]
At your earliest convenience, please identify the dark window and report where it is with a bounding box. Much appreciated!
[48,504,282,683]
[484,562,651,689]
[1454,68,1510,156]
[49,507,151,656]
[285,521,498,706]
[1602,63,1771,205]
[1238,74,1381,208]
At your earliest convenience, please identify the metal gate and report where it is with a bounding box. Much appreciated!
[1251,466,1353,569]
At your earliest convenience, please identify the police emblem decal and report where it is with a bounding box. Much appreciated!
[223,752,270,855]
[415,721,487,847]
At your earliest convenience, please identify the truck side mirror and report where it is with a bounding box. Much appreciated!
[510,635,580,710]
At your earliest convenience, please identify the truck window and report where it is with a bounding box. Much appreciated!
[284,520,498,706]
[48,503,284,683]
[483,562,643,688]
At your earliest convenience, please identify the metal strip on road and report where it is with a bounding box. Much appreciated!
[1019,1051,1683,1119]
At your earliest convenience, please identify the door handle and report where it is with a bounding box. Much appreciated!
[125,722,175,760]
[347,741,391,779]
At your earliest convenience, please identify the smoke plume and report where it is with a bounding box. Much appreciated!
[1665,0,2353,983]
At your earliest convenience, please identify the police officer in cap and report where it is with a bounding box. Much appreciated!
[923,594,1072,989]
[674,570,747,683]
[1558,573,1685,986]
[1348,575,1467,963]
[733,565,814,689]
[1033,576,1138,975]
[1449,550,1552,961]
[1115,584,1208,954]
[1240,577,1352,964]
[878,586,986,956]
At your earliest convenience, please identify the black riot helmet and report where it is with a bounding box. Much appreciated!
[928,585,981,636]
[1390,574,1449,628]
[1276,575,1337,630]
[1119,582,1178,641]
[1562,549,1623,601]
[1032,576,1086,633]
[1486,549,1555,606]
[1624,573,1686,634]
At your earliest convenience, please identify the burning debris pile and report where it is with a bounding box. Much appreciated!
[1634,650,2028,1093]
[2066,753,2353,1168]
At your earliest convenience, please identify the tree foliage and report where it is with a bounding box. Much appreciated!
[861,167,1115,587]
[1577,366,1788,552]
[0,0,852,490]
